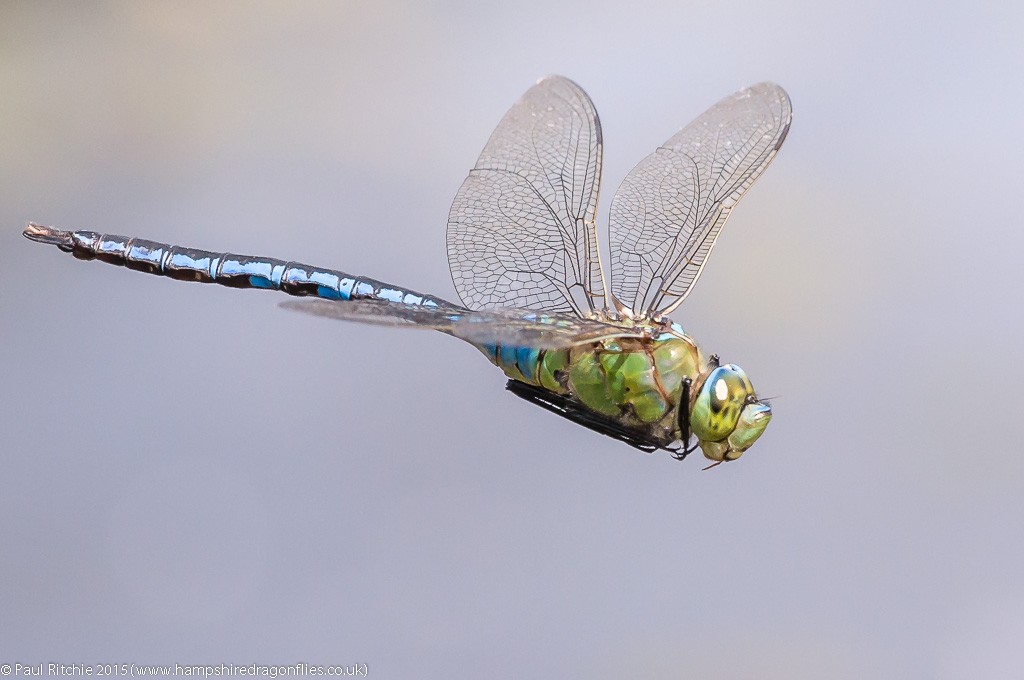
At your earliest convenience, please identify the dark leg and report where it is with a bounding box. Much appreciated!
[504,380,674,454]
[673,377,697,461]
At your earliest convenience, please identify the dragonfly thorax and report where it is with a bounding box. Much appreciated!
[480,322,702,448]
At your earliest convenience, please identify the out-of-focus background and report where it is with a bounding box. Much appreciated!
[2,1,1021,677]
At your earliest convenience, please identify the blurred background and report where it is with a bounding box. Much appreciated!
[2,1,1022,677]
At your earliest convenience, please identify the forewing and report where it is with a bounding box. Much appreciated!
[281,299,631,349]
[609,82,791,317]
[447,76,607,317]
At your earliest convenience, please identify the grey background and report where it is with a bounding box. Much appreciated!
[2,1,1022,677]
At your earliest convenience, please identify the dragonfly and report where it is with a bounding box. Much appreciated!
[24,76,791,465]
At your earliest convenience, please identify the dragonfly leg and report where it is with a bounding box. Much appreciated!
[504,379,672,455]
[674,376,696,461]
[671,441,698,461]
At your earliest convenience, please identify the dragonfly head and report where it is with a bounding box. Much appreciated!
[689,364,772,462]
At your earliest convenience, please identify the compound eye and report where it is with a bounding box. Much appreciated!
[691,366,752,442]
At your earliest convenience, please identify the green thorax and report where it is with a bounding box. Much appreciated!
[480,322,706,444]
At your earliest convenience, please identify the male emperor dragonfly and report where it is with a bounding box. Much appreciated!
[24,77,791,465]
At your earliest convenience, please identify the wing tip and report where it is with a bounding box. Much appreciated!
[536,73,572,86]
[738,81,793,143]
[744,82,793,115]
[534,74,592,102]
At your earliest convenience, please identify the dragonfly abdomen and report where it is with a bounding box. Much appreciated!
[479,343,570,394]
[23,224,448,307]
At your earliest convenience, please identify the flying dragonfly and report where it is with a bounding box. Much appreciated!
[24,76,791,465]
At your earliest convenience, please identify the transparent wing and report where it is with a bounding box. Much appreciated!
[609,82,792,317]
[447,76,608,317]
[281,299,635,349]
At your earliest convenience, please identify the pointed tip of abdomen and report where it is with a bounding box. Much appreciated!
[23,223,73,247]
